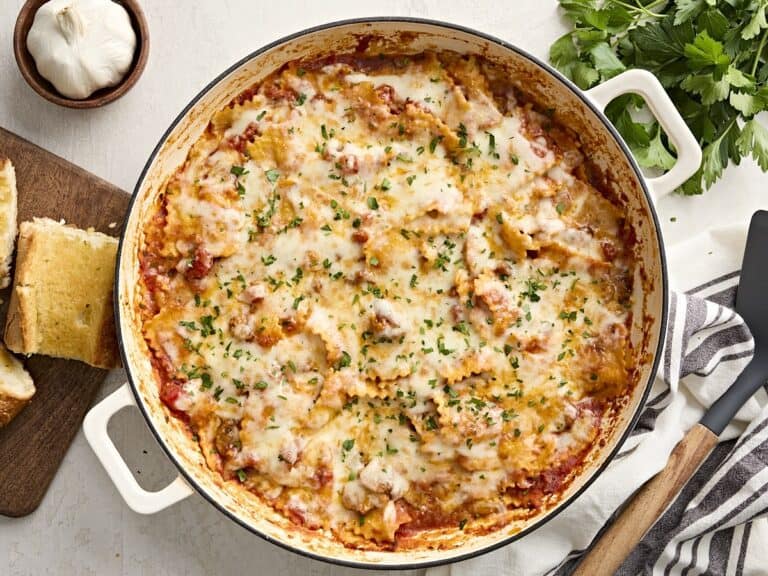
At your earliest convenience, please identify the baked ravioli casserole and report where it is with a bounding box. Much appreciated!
[139,51,637,549]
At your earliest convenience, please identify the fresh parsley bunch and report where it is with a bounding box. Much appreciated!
[550,0,768,194]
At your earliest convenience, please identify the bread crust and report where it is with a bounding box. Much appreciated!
[0,157,19,289]
[0,394,29,428]
[3,218,30,354]
[0,343,34,428]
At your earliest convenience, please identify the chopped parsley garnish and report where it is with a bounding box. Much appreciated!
[265,168,280,183]
[406,175,417,186]
[261,254,277,266]
[199,315,216,337]
[336,351,352,369]
[486,132,499,158]
[254,380,269,390]
[282,216,304,232]
[437,336,454,356]
[236,469,247,483]
[429,135,443,153]
[559,310,578,322]
[521,278,546,302]
[468,397,486,410]
[453,321,470,336]
[501,410,516,422]
[256,190,280,228]
[434,252,451,272]
[457,123,468,148]
[342,438,355,451]
[367,197,379,210]
[296,92,307,105]
[230,165,248,177]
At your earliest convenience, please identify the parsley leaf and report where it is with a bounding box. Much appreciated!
[681,73,730,105]
[589,42,625,80]
[743,2,768,40]
[674,0,705,26]
[702,118,740,188]
[684,31,729,73]
[737,118,768,170]
[634,124,677,170]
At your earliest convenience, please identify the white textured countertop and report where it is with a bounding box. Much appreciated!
[0,1,765,575]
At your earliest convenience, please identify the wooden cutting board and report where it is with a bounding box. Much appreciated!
[0,127,130,517]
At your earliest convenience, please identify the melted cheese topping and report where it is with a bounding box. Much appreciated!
[139,51,635,550]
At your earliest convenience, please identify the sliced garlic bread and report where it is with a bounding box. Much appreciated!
[0,158,19,289]
[0,343,34,428]
[4,218,120,368]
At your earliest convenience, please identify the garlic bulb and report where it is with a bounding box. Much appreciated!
[26,0,137,100]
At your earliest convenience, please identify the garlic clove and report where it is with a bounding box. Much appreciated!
[27,0,137,100]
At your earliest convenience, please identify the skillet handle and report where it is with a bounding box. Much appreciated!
[586,69,702,202]
[572,423,719,576]
[83,382,194,514]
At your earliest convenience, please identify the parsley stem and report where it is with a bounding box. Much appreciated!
[751,28,768,77]
[610,0,664,18]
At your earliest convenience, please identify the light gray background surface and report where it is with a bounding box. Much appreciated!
[0,1,765,574]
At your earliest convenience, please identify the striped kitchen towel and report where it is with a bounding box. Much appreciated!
[427,223,768,576]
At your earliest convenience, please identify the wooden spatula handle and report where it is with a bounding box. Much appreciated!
[572,423,719,576]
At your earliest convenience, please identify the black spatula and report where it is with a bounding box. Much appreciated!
[574,210,768,576]
[701,210,768,433]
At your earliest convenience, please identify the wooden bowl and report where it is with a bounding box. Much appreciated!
[13,0,149,109]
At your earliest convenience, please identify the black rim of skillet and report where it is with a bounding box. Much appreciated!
[115,16,669,570]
